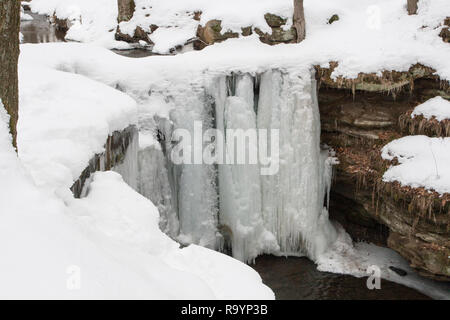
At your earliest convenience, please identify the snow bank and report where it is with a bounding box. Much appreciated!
[28,0,450,80]
[0,80,274,299]
[70,171,274,300]
[412,96,450,122]
[18,64,138,193]
[0,100,170,299]
[121,0,292,53]
[381,135,450,195]
[29,0,129,49]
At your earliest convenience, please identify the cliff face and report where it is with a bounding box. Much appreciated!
[71,125,138,198]
[318,67,450,281]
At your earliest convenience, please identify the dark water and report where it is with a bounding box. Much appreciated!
[112,43,194,58]
[20,9,189,58]
[21,12,433,301]
[252,255,430,300]
[20,12,66,44]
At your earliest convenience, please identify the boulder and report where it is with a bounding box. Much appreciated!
[195,20,239,50]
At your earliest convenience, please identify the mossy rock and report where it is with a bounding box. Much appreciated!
[264,13,287,28]
[195,20,239,49]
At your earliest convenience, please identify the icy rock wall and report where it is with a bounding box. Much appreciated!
[71,125,139,198]
[138,68,337,263]
[138,86,220,250]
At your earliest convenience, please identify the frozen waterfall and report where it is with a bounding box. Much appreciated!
[136,68,337,263]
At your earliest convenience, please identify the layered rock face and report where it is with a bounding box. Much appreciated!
[71,126,138,198]
[318,66,450,281]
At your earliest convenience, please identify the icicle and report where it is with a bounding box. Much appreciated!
[136,67,338,263]
[113,128,139,191]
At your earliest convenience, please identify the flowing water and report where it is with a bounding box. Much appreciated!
[20,10,435,300]
[252,255,430,300]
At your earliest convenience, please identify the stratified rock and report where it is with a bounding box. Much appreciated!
[388,232,449,281]
[71,126,138,198]
[319,78,450,282]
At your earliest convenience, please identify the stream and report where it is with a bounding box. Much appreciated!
[20,10,432,300]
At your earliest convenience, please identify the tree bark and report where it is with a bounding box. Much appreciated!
[407,0,418,15]
[117,0,136,23]
[293,0,305,43]
[0,0,20,150]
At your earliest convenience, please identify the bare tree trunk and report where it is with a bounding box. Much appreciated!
[407,0,418,15]
[0,0,20,150]
[117,0,135,23]
[293,0,306,43]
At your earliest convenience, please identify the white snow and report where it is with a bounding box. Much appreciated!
[0,41,276,299]
[149,23,198,54]
[18,41,338,263]
[1,98,273,299]
[120,0,292,53]
[70,171,274,300]
[27,0,450,81]
[412,96,450,122]
[317,225,450,300]
[18,64,138,194]
[29,0,131,49]
[381,135,450,195]
[13,0,450,298]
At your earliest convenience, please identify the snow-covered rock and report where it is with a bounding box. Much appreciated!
[381,135,450,195]
[412,96,450,122]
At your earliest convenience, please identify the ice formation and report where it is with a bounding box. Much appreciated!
[137,68,337,263]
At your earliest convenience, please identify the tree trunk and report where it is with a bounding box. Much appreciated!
[117,0,136,23]
[0,0,20,150]
[407,0,418,15]
[293,0,306,43]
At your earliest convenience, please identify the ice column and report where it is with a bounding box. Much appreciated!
[256,69,336,260]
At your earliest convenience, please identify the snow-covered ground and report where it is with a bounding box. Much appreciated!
[17,40,450,298]
[29,0,129,49]
[412,96,450,122]
[382,135,450,195]
[5,0,449,299]
[28,0,450,80]
[0,48,275,299]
